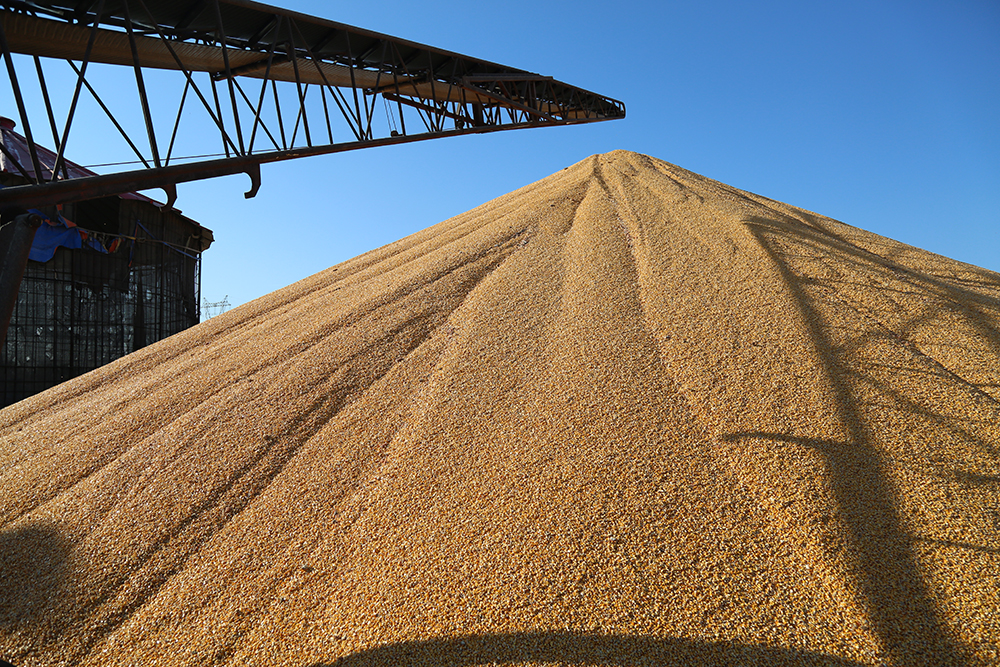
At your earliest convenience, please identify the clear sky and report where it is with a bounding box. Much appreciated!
[5,0,998,310]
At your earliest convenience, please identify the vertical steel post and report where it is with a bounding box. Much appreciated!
[211,0,245,155]
[122,0,162,167]
[210,74,231,157]
[0,213,42,347]
[290,19,359,141]
[51,0,107,180]
[248,16,283,151]
[34,56,68,180]
[271,78,287,149]
[285,21,311,147]
[66,59,150,168]
[0,21,45,183]
[344,32,365,140]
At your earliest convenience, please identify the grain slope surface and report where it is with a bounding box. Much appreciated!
[1,151,998,666]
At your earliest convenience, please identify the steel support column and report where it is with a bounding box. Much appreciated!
[0,213,42,347]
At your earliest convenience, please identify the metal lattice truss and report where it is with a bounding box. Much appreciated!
[0,0,625,209]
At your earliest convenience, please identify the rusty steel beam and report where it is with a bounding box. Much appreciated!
[0,121,574,211]
[0,0,625,212]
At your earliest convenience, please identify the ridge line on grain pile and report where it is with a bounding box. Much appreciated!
[1,150,998,666]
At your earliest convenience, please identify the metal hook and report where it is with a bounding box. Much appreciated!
[160,183,177,209]
[244,163,262,199]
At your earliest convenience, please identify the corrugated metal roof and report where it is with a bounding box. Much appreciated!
[1,116,147,193]
[1,116,213,244]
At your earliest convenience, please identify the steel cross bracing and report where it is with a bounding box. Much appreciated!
[0,0,626,210]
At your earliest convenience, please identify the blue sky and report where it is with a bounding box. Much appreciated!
[5,0,998,309]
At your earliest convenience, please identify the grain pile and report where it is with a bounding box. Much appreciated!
[1,151,998,666]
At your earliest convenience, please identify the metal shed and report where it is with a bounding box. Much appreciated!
[1,116,213,407]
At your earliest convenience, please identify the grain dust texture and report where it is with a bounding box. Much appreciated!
[1,152,998,667]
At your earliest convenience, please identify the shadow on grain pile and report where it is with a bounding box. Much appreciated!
[0,523,72,630]
[320,631,866,666]
[730,213,991,665]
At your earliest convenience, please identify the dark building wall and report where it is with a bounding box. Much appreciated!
[1,198,206,408]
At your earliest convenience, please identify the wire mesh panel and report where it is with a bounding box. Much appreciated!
[1,240,201,408]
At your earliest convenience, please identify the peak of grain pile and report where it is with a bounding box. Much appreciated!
[1,151,998,667]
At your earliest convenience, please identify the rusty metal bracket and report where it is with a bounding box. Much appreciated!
[243,163,261,199]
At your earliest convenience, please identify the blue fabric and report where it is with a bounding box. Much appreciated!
[0,185,87,262]
[28,219,82,262]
